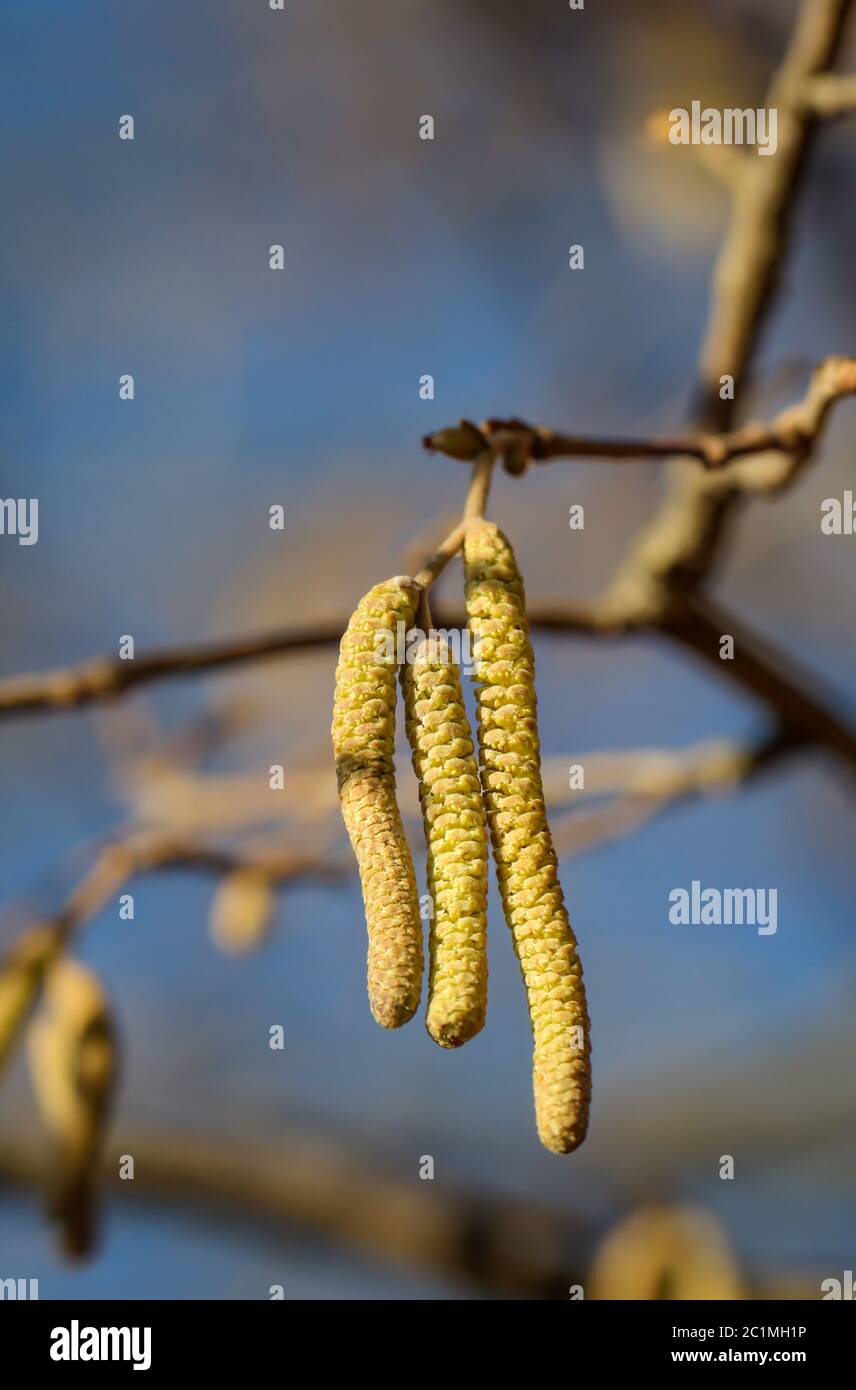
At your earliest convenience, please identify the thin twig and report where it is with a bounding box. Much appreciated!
[464,455,495,519]
[549,732,800,859]
[798,70,856,114]
[2,831,347,957]
[0,622,345,717]
[425,357,856,474]
[413,455,495,588]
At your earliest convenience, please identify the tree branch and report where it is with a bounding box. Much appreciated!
[0,1126,826,1299]
[664,596,856,771]
[548,732,798,858]
[797,71,856,116]
[423,356,856,474]
[0,623,345,718]
[0,603,617,722]
[0,1129,592,1298]
[697,0,854,426]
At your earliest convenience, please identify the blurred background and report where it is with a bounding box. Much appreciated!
[1,0,854,1298]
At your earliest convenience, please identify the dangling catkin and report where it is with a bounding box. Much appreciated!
[402,633,488,1047]
[332,577,423,1028]
[27,959,117,1258]
[464,520,591,1153]
[0,926,61,1076]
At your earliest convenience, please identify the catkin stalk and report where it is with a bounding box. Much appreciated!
[464,520,591,1153]
[402,633,488,1047]
[332,577,423,1028]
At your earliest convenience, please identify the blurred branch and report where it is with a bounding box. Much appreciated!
[0,1128,825,1299]
[0,1128,590,1299]
[590,0,856,778]
[0,622,345,719]
[664,596,856,771]
[1,597,852,778]
[0,830,346,1077]
[541,739,787,806]
[797,71,856,115]
[0,603,611,721]
[548,732,797,859]
[0,459,504,720]
[697,0,854,421]
[52,829,345,940]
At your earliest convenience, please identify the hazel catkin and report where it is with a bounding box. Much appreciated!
[464,520,591,1153]
[0,925,61,1076]
[27,959,117,1258]
[332,577,424,1028]
[401,633,488,1048]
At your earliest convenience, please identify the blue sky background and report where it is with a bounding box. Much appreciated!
[1,0,855,1297]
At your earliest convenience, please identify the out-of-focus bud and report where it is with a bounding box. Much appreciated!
[643,107,675,148]
[589,1204,744,1300]
[422,420,488,461]
[209,868,275,954]
[27,959,118,1259]
[502,443,531,476]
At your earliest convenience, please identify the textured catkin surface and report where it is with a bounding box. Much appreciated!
[402,635,488,1048]
[332,578,423,1028]
[464,521,591,1153]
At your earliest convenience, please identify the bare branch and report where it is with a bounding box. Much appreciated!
[664,596,856,772]
[697,0,855,424]
[0,602,616,722]
[0,1127,827,1299]
[0,622,344,718]
[424,356,856,474]
[0,832,345,961]
[797,71,856,115]
[548,733,796,859]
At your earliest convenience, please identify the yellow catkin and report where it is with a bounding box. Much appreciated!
[332,577,424,1028]
[464,520,591,1153]
[27,959,117,1258]
[0,926,61,1076]
[402,633,488,1047]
